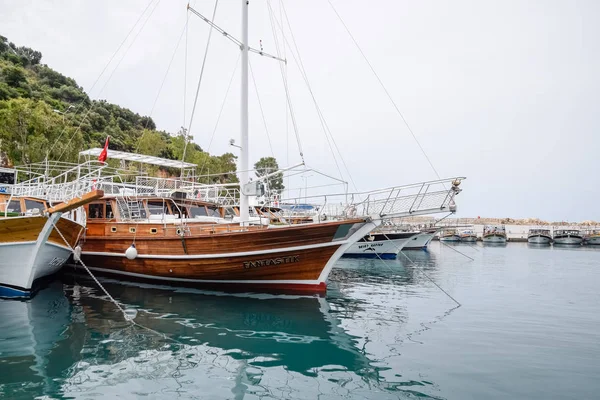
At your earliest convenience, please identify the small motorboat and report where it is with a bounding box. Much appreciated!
[527,229,552,245]
[459,229,478,242]
[439,229,461,242]
[583,230,600,245]
[482,225,507,244]
[553,229,583,245]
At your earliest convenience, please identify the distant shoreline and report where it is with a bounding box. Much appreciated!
[397,216,599,227]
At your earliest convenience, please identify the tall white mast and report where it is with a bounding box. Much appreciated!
[239,0,250,225]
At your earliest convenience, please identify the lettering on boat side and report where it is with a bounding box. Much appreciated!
[243,255,300,269]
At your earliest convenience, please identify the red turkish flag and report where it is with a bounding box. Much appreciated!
[98,136,110,163]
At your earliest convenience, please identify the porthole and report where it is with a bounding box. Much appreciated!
[129,227,136,233]
[150,228,158,234]
[111,227,117,233]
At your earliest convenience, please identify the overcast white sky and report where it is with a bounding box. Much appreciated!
[1,0,599,221]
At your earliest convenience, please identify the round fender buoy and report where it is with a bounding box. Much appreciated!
[125,244,138,260]
[73,245,82,262]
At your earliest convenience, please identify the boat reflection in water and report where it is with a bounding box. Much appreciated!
[2,272,438,399]
[0,281,80,399]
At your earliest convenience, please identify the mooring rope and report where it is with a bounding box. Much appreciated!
[379,231,462,307]
[50,218,194,345]
[439,240,476,260]
[50,218,131,320]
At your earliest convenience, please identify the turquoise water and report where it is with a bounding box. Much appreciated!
[1,242,599,399]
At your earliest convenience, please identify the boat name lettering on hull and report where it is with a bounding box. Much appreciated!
[243,255,300,269]
[358,243,383,249]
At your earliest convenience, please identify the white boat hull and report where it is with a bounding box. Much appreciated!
[0,214,76,298]
[553,236,582,245]
[482,234,507,244]
[584,236,600,245]
[440,235,461,242]
[343,238,409,259]
[403,232,435,250]
[460,236,477,243]
[0,241,71,297]
[528,235,552,244]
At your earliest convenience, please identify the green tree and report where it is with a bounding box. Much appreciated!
[2,66,27,87]
[0,98,82,164]
[138,130,167,157]
[254,156,284,195]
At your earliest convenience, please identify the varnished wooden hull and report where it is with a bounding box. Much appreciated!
[79,219,374,293]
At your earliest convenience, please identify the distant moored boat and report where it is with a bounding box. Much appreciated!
[583,230,600,245]
[482,225,507,244]
[459,229,478,242]
[553,229,583,245]
[440,229,461,242]
[527,229,552,245]
[403,228,438,250]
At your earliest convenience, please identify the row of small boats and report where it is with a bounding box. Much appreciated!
[440,225,505,243]
[527,229,600,245]
[439,225,600,245]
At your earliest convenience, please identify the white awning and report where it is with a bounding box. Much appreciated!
[79,148,196,169]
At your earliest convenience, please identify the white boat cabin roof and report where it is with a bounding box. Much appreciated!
[79,148,196,169]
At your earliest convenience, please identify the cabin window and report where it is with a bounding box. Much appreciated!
[207,207,220,218]
[170,202,188,218]
[129,227,136,233]
[6,200,22,214]
[147,201,170,216]
[106,203,114,219]
[89,203,104,219]
[150,228,158,234]
[111,226,117,233]
[24,199,45,213]
[189,205,208,217]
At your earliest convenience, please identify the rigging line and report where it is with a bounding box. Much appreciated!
[374,230,462,306]
[97,0,162,100]
[274,3,351,189]
[50,219,130,321]
[439,240,475,261]
[88,0,158,98]
[197,53,241,178]
[183,0,219,171]
[135,18,190,153]
[248,59,275,158]
[393,242,462,307]
[56,0,162,163]
[265,1,304,164]
[47,0,158,160]
[326,0,442,180]
[184,11,189,128]
[280,0,290,194]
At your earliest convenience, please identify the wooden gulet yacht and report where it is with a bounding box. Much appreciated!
[76,161,463,292]
[72,1,466,293]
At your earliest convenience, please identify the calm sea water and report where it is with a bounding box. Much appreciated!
[1,242,599,399]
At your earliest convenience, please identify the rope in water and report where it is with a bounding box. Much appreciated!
[49,218,130,320]
[50,217,192,345]
[378,231,462,307]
